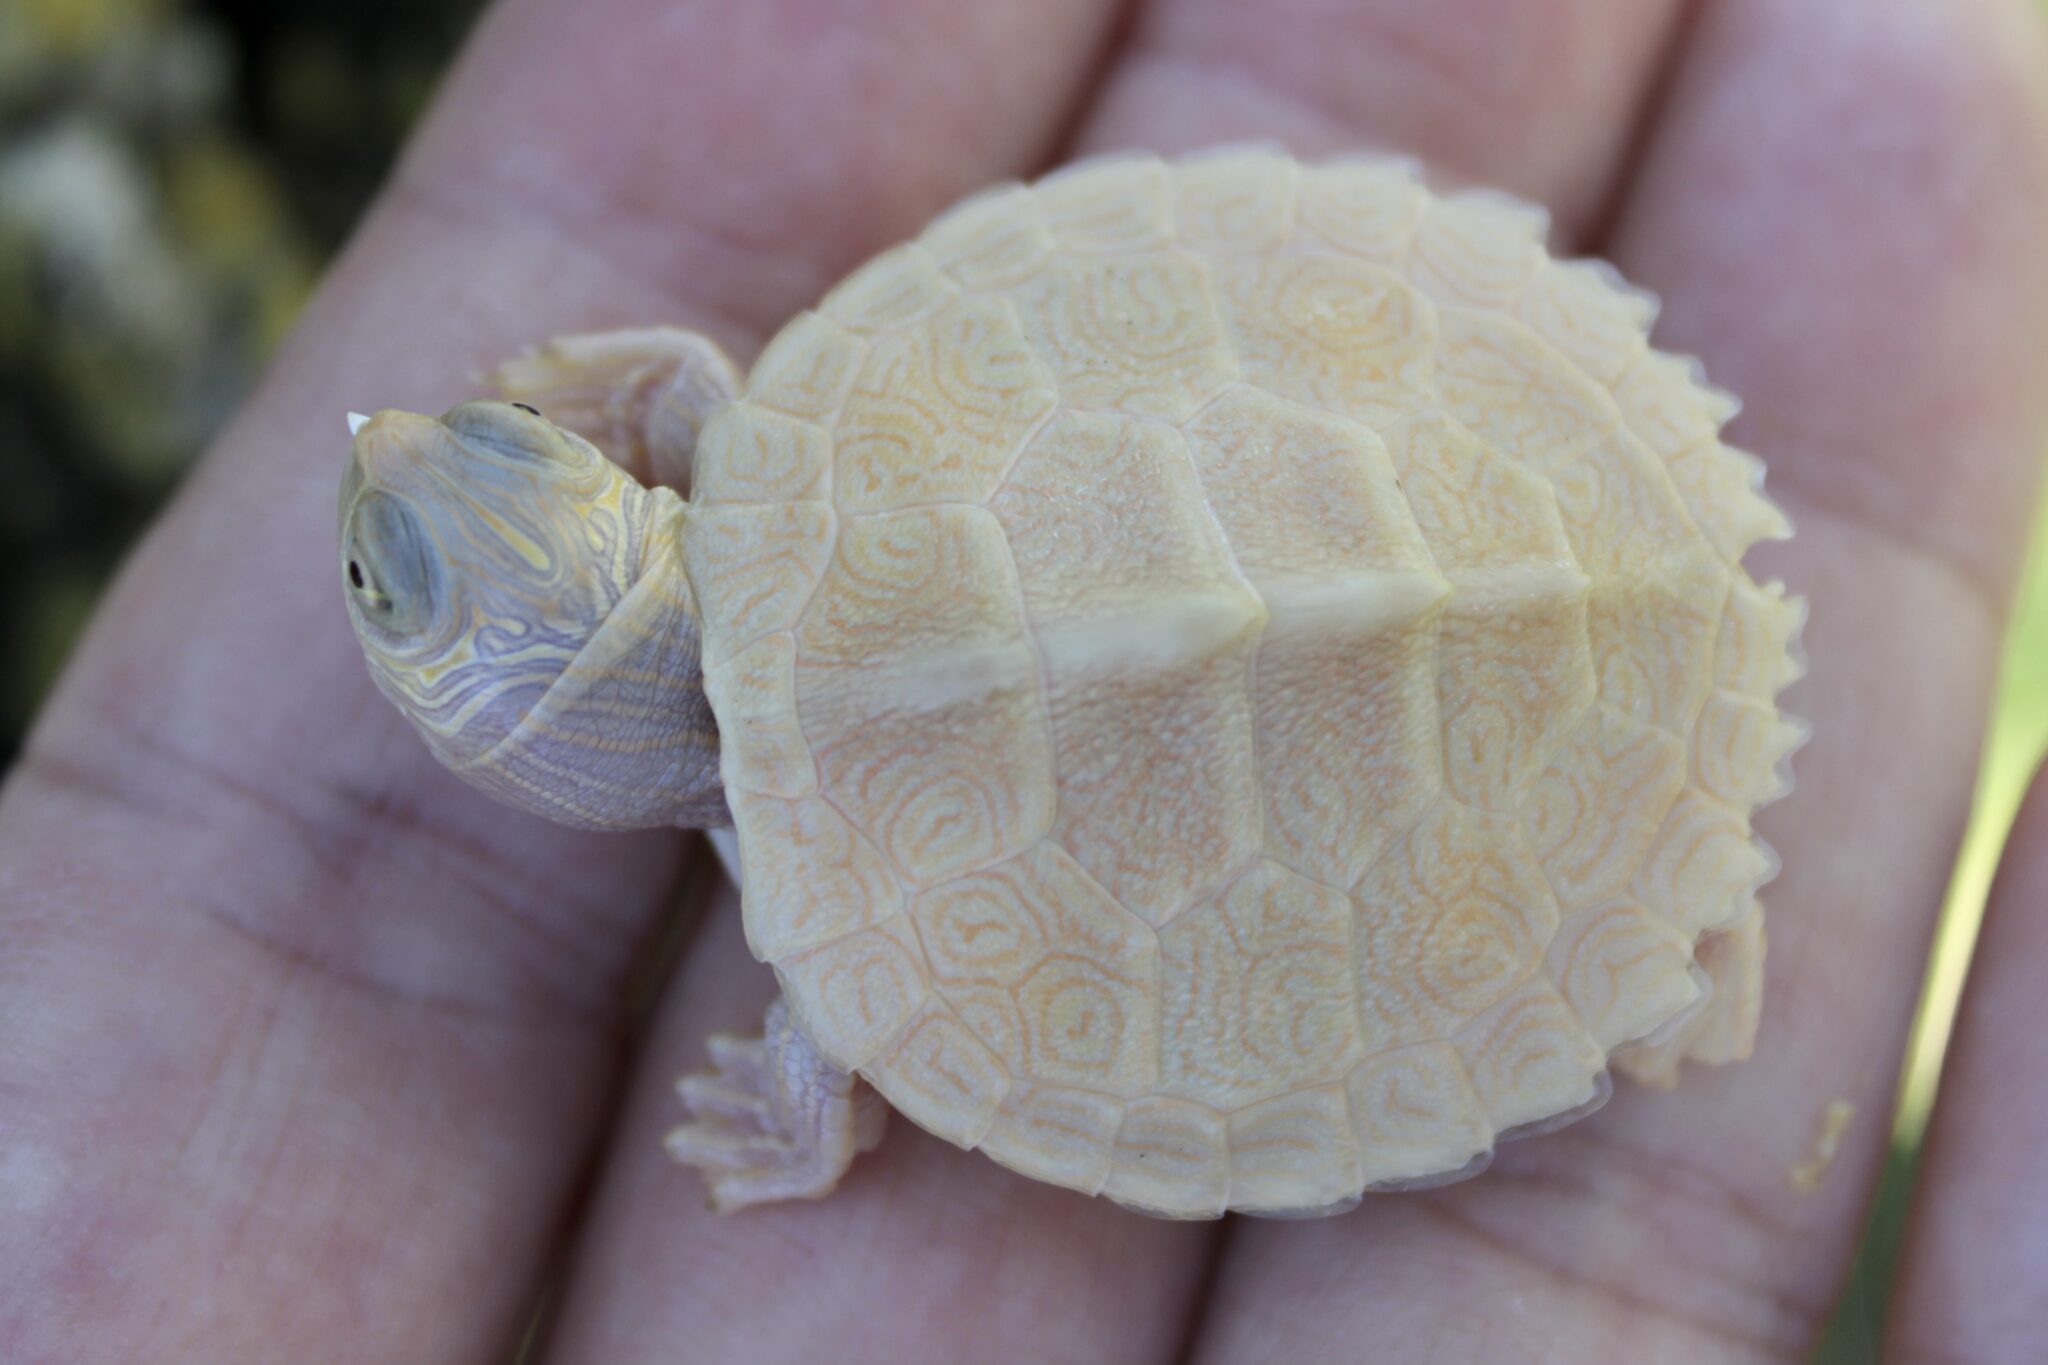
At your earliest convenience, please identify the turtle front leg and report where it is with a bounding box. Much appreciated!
[665,996,888,1213]
[489,327,740,493]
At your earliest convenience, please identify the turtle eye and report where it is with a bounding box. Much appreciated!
[345,491,441,635]
[444,401,556,463]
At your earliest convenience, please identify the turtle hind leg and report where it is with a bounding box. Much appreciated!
[665,996,887,1214]
[489,326,741,494]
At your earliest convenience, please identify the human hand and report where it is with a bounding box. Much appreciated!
[5,0,2048,1360]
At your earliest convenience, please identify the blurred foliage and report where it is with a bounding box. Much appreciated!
[0,0,482,759]
[1814,474,2048,1364]
[4,4,2048,1362]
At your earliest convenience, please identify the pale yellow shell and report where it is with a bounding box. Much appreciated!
[688,149,1804,1216]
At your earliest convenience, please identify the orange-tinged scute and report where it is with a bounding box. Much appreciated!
[690,149,1803,1216]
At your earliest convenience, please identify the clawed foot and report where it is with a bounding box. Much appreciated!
[665,997,887,1213]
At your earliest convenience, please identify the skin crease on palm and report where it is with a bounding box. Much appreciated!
[2,0,2048,1360]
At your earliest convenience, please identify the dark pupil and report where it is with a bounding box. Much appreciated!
[348,560,365,589]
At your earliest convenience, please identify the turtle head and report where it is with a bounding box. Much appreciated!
[339,402,725,829]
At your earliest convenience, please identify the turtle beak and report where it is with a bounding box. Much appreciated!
[340,409,447,522]
[347,409,446,484]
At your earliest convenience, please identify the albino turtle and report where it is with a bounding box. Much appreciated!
[338,148,1804,1218]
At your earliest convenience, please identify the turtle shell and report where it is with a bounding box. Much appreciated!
[685,149,1805,1217]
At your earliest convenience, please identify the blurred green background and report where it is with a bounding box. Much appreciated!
[1,2,2041,1359]
[0,0,476,759]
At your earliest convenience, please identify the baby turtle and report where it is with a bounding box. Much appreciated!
[340,148,1804,1218]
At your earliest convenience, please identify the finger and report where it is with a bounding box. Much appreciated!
[1185,1,2048,1362]
[1887,767,2048,1363]
[0,0,1125,1358]
[1073,0,1692,240]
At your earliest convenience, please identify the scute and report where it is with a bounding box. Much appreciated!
[741,312,865,422]
[1436,305,1617,471]
[983,1083,1123,1194]
[732,793,898,957]
[1436,569,1597,808]
[1035,155,1175,253]
[1013,250,1237,421]
[1292,155,1425,263]
[1216,253,1435,428]
[1515,258,1658,388]
[1408,191,1547,310]
[691,150,1803,1215]
[992,409,1244,630]
[692,404,831,505]
[1251,591,1444,890]
[804,677,1051,886]
[1043,634,1265,926]
[1453,976,1607,1131]
[1346,1042,1492,1185]
[1158,860,1363,1109]
[1183,386,1435,586]
[1107,1097,1229,1217]
[863,1001,1010,1147]
[820,243,957,336]
[1228,1085,1363,1213]
[1353,801,1560,1050]
[1383,410,1575,575]
[831,294,1056,513]
[1547,901,1702,1049]
[680,500,833,648]
[1525,703,1690,910]
[923,184,1055,291]
[794,504,1022,674]
[772,914,927,1068]
[1173,147,1295,252]
[1586,545,1727,732]
[910,843,1158,1096]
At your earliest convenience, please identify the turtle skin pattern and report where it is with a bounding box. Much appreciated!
[686,149,1806,1217]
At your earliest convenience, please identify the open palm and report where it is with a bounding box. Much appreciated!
[6,0,2048,1360]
